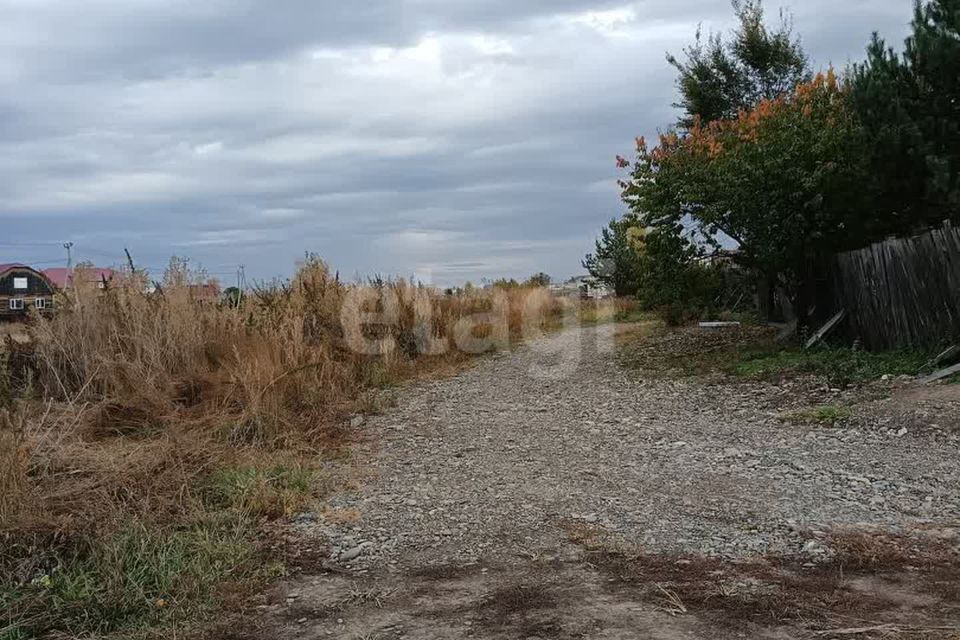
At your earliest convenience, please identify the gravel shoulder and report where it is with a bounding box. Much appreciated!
[248,324,960,640]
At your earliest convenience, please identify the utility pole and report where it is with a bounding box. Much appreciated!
[63,242,74,269]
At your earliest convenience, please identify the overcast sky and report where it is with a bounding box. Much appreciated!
[0,1,912,286]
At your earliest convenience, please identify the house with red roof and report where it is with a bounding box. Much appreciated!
[43,267,117,291]
[0,263,56,320]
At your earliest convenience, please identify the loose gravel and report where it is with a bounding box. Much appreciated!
[297,324,960,570]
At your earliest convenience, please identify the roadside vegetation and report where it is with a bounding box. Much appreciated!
[729,348,929,387]
[586,0,959,334]
[0,258,565,639]
[616,322,931,388]
[576,298,649,326]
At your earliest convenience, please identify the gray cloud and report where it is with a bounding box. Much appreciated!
[0,0,912,285]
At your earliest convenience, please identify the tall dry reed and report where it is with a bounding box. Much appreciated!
[6,257,566,530]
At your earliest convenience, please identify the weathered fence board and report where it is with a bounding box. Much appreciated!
[827,223,960,351]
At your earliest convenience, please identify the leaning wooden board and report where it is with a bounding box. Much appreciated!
[921,363,960,385]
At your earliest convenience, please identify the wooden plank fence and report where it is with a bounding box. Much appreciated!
[827,223,960,351]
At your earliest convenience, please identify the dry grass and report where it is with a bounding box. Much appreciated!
[826,530,960,573]
[565,527,960,635]
[478,583,557,617]
[0,258,567,638]
[6,260,566,528]
[576,297,647,325]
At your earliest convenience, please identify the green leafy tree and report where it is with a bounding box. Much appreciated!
[623,73,872,327]
[582,219,643,297]
[909,0,960,210]
[668,0,810,128]
[629,222,724,323]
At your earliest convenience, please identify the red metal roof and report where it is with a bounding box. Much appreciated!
[0,263,29,277]
[43,267,116,289]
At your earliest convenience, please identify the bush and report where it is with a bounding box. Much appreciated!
[656,303,695,327]
[648,262,729,326]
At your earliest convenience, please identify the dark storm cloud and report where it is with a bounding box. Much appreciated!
[0,0,913,285]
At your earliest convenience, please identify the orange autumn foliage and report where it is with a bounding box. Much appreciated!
[620,64,870,298]
[676,69,846,159]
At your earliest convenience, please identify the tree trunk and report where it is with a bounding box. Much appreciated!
[758,271,780,322]
[792,258,817,336]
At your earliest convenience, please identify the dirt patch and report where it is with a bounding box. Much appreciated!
[256,560,732,640]
[474,582,561,637]
[477,582,557,616]
[856,383,960,436]
[615,323,778,377]
[569,527,960,636]
[252,547,960,640]
[408,563,485,581]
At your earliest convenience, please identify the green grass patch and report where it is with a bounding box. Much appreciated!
[779,405,852,426]
[1,515,282,640]
[203,464,317,519]
[614,308,655,324]
[2,462,318,639]
[728,348,928,387]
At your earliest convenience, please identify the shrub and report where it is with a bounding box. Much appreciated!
[656,303,695,328]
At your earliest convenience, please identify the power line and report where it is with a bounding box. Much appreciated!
[76,249,125,259]
[0,259,67,268]
[0,241,69,247]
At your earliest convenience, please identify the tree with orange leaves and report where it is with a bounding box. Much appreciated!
[622,71,873,327]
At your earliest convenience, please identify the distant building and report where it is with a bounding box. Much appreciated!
[142,281,221,300]
[550,276,613,299]
[43,267,117,290]
[186,282,221,302]
[0,263,56,319]
[697,248,742,266]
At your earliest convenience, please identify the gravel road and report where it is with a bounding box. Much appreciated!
[257,324,960,640]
